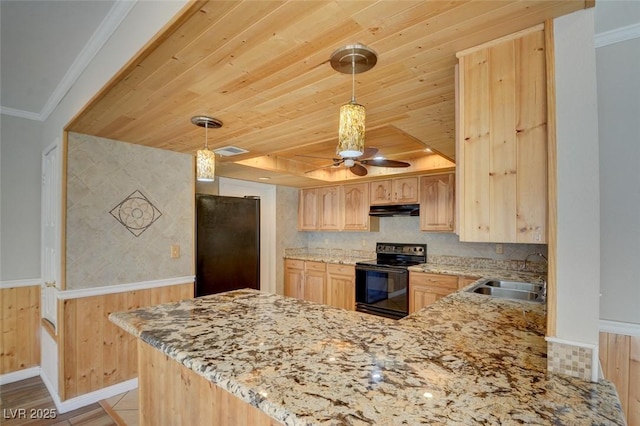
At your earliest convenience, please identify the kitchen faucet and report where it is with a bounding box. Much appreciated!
[522,252,548,301]
[522,252,548,271]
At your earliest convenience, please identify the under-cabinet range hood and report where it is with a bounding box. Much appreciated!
[368,204,419,217]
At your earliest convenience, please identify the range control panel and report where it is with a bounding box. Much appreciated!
[375,243,426,256]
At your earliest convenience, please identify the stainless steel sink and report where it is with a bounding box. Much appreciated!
[483,280,543,293]
[466,278,545,303]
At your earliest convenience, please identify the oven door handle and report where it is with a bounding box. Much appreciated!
[356,265,408,274]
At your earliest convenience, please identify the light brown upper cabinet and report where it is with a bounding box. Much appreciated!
[298,188,318,231]
[370,177,419,205]
[298,184,376,232]
[317,186,341,230]
[456,26,548,244]
[420,173,455,232]
[342,183,370,231]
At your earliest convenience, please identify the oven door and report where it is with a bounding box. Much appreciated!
[355,265,408,319]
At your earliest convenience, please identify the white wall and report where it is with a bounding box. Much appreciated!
[0,1,188,284]
[553,9,601,345]
[597,35,640,325]
[0,115,43,280]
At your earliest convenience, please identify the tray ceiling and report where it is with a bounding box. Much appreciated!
[67,0,590,187]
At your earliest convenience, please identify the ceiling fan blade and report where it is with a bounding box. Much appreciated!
[359,147,379,160]
[349,163,368,176]
[296,154,341,161]
[360,159,410,168]
[305,163,341,173]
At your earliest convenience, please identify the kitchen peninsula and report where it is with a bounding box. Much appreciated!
[110,287,624,425]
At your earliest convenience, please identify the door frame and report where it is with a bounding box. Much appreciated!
[41,138,62,328]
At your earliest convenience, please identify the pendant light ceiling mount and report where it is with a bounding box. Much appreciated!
[330,44,377,74]
[331,44,377,159]
[191,115,222,129]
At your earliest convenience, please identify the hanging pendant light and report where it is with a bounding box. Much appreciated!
[331,44,377,158]
[191,115,222,182]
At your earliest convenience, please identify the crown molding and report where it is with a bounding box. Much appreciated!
[0,106,43,121]
[595,22,640,48]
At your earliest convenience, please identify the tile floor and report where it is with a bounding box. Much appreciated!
[99,389,139,426]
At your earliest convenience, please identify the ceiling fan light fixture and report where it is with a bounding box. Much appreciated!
[331,44,377,159]
[192,115,222,182]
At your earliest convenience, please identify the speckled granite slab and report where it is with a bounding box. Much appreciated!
[110,290,624,425]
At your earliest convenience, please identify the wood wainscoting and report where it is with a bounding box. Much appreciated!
[1,285,40,375]
[138,340,279,425]
[599,331,640,425]
[59,282,193,401]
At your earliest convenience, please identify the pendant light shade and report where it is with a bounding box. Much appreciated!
[337,101,366,158]
[196,148,216,182]
[191,116,222,182]
[331,44,377,158]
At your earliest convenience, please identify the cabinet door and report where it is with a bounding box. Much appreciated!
[326,264,355,310]
[304,261,326,304]
[420,173,454,232]
[392,177,419,204]
[408,272,458,313]
[457,28,547,243]
[342,183,369,231]
[370,180,392,205]
[318,186,341,230]
[298,188,318,230]
[284,259,304,299]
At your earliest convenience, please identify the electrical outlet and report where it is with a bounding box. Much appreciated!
[361,239,367,247]
[495,243,503,255]
[170,244,180,259]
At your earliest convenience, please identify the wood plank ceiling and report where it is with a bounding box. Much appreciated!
[67,0,590,188]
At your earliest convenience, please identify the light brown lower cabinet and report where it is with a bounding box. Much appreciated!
[284,260,355,310]
[283,259,326,304]
[304,261,326,304]
[284,259,305,299]
[409,272,459,313]
[326,263,356,310]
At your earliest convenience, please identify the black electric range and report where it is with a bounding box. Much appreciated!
[355,243,427,319]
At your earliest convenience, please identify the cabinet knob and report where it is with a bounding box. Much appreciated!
[45,281,56,288]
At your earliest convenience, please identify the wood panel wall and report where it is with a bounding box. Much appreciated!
[599,331,640,426]
[138,341,279,426]
[1,286,40,375]
[59,283,193,400]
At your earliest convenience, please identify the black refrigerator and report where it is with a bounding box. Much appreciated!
[195,194,260,296]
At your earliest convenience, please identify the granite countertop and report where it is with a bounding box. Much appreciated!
[110,289,624,425]
[284,248,374,265]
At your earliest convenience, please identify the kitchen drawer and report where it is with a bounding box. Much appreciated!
[305,261,326,272]
[409,272,458,290]
[285,259,304,269]
[327,263,355,276]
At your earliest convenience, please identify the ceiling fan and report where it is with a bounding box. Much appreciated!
[300,147,410,176]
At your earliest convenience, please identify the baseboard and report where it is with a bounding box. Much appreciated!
[40,372,138,414]
[0,366,41,385]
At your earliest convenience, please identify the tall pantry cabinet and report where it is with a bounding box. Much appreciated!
[456,26,548,244]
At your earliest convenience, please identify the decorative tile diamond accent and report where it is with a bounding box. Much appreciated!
[110,190,162,237]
